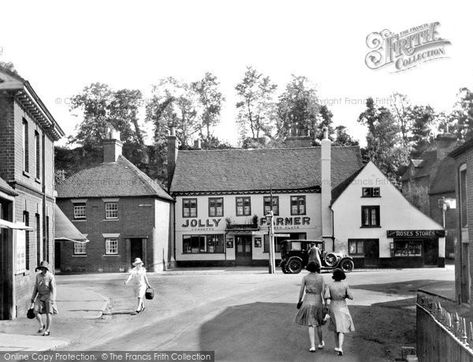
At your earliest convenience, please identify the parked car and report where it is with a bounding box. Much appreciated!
[279,239,354,274]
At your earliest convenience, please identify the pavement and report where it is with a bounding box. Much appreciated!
[0,282,110,351]
[0,265,456,356]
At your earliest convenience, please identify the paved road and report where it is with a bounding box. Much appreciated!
[58,267,454,361]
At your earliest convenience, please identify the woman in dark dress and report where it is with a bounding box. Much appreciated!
[295,261,326,352]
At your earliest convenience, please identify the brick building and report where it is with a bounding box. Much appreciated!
[0,67,64,319]
[450,140,473,303]
[56,131,174,273]
[401,134,459,260]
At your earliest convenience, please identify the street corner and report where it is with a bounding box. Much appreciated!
[0,333,70,352]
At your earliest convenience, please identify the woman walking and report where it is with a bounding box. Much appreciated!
[30,261,57,336]
[325,268,355,356]
[295,261,326,352]
[124,258,151,314]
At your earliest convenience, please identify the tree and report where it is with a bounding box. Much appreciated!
[358,98,409,184]
[315,105,335,141]
[192,72,225,141]
[408,105,436,157]
[452,87,473,140]
[276,75,320,141]
[333,125,359,146]
[0,61,18,74]
[235,66,277,142]
[390,93,412,145]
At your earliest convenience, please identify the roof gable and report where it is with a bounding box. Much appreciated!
[57,155,173,200]
[170,146,363,193]
[332,161,443,229]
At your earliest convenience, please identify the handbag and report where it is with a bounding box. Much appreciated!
[145,287,154,300]
[27,308,35,319]
[296,301,303,309]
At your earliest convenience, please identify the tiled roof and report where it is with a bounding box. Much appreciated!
[450,138,473,158]
[0,177,17,196]
[429,157,456,195]
[170,146,363,193]
[57,156,173,201]
[55,204,88,242]
[331,165,365,203]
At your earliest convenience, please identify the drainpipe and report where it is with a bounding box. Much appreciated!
[42,131,47,263]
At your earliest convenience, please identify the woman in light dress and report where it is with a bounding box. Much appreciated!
[325,268,355,356]
[295,261,326,352]
[124,258,151,314]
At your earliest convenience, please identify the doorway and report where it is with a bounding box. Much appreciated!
[364,239,379,267]
[130,238,144,265]
[235,235,252,266]
[423,239,439,265]
[54,241,61,271]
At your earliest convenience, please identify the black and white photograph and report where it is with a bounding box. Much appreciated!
[0,1,471,361]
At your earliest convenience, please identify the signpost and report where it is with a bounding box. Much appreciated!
[267,210,275,274]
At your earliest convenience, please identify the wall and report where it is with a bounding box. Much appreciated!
[333,162,444,265]
[174,192,321,263]
[153,199,171,271]
[57,196,170,273]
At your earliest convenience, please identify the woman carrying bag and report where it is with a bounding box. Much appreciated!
[124,258,152,314]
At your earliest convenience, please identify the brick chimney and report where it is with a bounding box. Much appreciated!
[103,127,122,163]
[167,128,178,189]
[320,128,333,249]
[436,133,457,160]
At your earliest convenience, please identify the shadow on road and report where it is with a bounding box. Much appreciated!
[198,299,417,362]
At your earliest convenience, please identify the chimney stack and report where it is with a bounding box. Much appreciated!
[167,127,178,190]
[436,133,457,160]
[320,127,333,250]
[103,126,122,163]
[194,139,202,150]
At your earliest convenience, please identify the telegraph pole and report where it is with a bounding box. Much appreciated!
[267,186,276,274]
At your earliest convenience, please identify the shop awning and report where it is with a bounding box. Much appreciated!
[55,204,89,243]
[0,219,34,231]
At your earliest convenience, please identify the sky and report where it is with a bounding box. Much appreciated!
[0,0,472,147]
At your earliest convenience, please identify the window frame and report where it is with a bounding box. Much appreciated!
[208,197,224,217]
[22,119,29,173]
[361,205,380,227]
[105,202,118,220]
[182,198,198,218]
[105,238,119,255]
[73,242,87,255]
[362,187,380,197]
[348,240,365,256]
[34,130,41,180]
[290,195,306,215]
[263,196,279,216]
[235,197,251,216]
[73,203,87,220]
[182,234,225,254]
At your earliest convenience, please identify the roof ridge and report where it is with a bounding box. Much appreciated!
[117,156,169,196]
[178,145,360,153]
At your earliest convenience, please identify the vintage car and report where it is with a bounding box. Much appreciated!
[279,239,354,274]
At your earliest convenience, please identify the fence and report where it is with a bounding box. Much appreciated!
[417,290,473,362]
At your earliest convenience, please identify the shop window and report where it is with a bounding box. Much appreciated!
[105,238,118,254]
[291,196,306,215]
[209,198,223,217]
[362,187,380,197]
[73,242,87,255]
[73,203,86,220]
[105,202,118,219]
[361,206,380,227]
[236,197,251,216]
[264,196,279,216]
[183,234,224,254]
[393,240,422,257]
[183,198,197,218]
[349,240,364,256]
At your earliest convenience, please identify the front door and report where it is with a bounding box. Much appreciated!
[55,241,61,271]
[130,238,144,265]
[424,239,438,265]
[364,239,379,267]
[235,235,252,266]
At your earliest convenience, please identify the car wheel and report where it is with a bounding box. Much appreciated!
[340,258,354,272]
[286,257,303,274]
[324,253,338,267]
